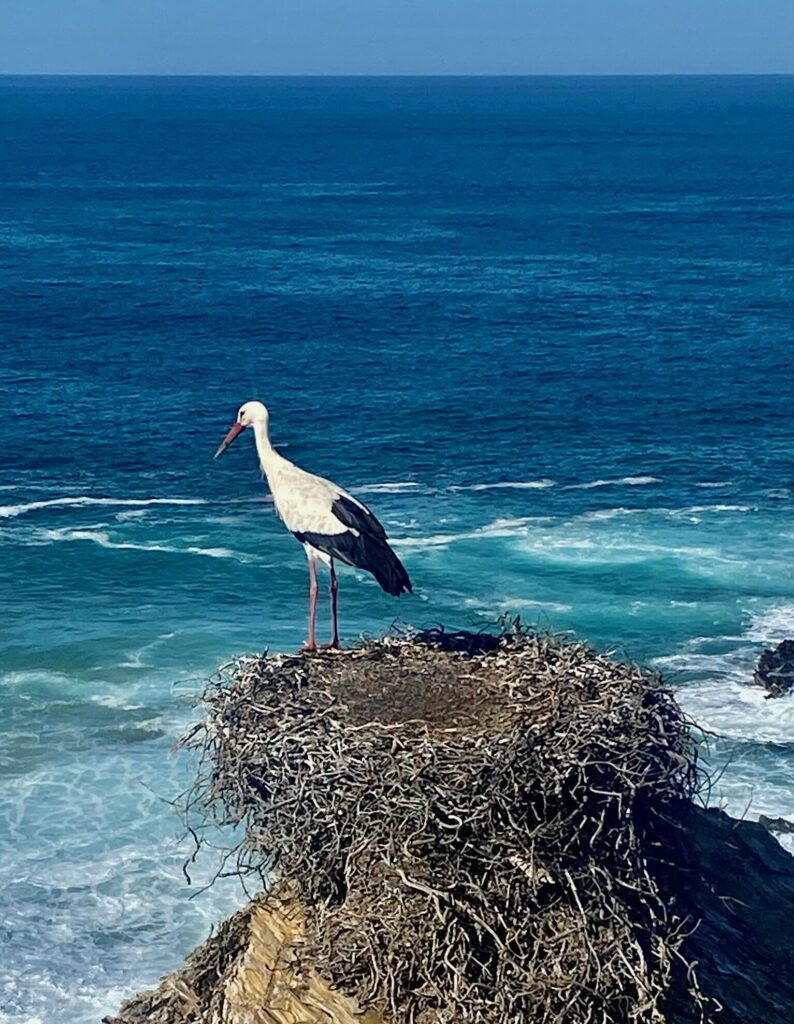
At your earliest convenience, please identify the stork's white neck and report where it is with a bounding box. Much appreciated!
[251,417,286,478]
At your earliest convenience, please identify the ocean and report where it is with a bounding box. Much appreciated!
[1,75,792,1023]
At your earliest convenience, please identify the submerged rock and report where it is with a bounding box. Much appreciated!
[753,639,794,697]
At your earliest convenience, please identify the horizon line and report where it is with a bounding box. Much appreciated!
[1,71,792,79]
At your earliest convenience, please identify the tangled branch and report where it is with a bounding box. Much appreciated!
[180,627,712,1024]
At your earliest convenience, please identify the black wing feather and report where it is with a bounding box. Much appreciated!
[292,525,412,597]
[330,494,388,541]
[292,493,411,597]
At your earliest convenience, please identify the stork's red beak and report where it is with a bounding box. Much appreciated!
[214,422,245,459]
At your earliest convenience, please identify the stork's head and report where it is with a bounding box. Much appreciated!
[214,401,268,459]
[236,401,268,428]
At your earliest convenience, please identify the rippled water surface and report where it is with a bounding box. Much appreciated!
[1,75,793,1023]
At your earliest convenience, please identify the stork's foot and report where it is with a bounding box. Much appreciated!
[301,642,318,654]
[319,640,341,651]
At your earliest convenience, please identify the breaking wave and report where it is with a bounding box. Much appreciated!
[352,482,421,494]
[392,516,552,549]
[36,527,249,562]
[743,603,794,645]
[566,476,661,490]
[0,496,206,519]
[450,479,556,492]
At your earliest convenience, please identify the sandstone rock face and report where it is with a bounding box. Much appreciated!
[753,639,794,697]
[103,885,386,1024]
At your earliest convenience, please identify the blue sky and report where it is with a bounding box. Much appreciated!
[1,0,792,75]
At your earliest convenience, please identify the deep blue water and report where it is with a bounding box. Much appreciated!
[1,76,793,1023]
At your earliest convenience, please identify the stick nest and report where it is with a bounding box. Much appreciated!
[181,628,709,1024]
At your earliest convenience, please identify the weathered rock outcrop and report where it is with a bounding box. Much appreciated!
[753,639,794,697]
[105,808,794,1024]
[759,813,794,835]
[670,807,794,1024]
[105,630,794,1024]
[105,885,385,1024]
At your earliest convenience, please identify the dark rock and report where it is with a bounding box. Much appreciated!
[753,639,794,698]
[669,808,794,1024]
[759,814,794,835]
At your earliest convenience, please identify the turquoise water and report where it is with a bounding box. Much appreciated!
[1,76,793,1022]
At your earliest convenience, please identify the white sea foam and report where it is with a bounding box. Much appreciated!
[566,475,661,490]
[0,496,206,519]
[655,604,794,683]
[88,694,146,710]
[118,632,178,671]
[464,596,572,615]
[676,504,754,515]
[575,503,753,524]
[653,614,794,855]
[450,479,556,492]
[697,481,733,489]
[0,669,75,692]
[778,834,794,857]
[743,603,794,645]
[679,677,794,746]
[392,532,480,550]
[0,979,138,1024]
[352,482,421,494]
[392,516,551,550]
[39,527,249,563]
[186,546,240,560]
[43,527,169,552]
[578,507,639,521]
[653,646,758,680]
[487,517,543,530]
[651,601,794,847]
[396,519,689,556]
[698,769,794,853]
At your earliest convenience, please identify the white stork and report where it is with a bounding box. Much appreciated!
[214,401,412,651]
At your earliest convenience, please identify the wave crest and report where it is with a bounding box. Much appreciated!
[450,479,556,492]
[0,496,206,519]
[37,527,248,562]
[567,475,661,490]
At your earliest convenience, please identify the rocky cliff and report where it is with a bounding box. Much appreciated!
[105,629,794,1024]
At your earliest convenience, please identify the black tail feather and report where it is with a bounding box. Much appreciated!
[369,538,413,596]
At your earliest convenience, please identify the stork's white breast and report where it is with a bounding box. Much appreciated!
[268,462,359,537]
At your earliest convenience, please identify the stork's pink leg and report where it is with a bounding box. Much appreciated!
[329,559,340,649]
[304,558,318,652]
